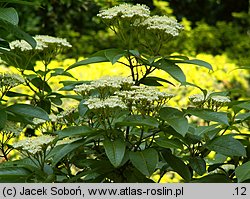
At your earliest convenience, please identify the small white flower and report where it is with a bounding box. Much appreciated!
[189,94,206,103]
[13,135,56,154]
[0,72,24,87]
[97,3,150,20]
[211,96,231,103]
[34,35,72,48]
[139,15,183,37]
[85,96,127,110]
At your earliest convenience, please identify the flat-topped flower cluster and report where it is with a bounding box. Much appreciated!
[9,35,72,52]
[97,3,183,38]
[75,76,174,116]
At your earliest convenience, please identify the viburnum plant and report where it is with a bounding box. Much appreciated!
[0,3,250,183]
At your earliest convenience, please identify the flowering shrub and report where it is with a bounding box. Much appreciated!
[0,3,250,183]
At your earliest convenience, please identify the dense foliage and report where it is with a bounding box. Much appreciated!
[0,1,250,183]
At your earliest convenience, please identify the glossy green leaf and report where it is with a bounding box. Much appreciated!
[30,77,52,93]
[175,59,212,70]
[139,76,175,86]
[56,126,94,139]
[104,49,125,64]
[235,161,250,182]
[155,138,183,150]
[103,139,126,167]
[156,59,186,82]
[162,150,191,182]
[7,104,49,121]
[192,174,231,183]
[116,115,159,128]
[186,108,229,125]
[206,135,246,157]
[160,107,189,136]
[0,167,31,182]
[235,101,250,110]
[189,157,206,175]
[129,148,158,176]
[0,19,36,48]
[0,8,18,25]
[0,109,7,130]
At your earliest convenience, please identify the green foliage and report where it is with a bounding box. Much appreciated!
[0,2,250,183]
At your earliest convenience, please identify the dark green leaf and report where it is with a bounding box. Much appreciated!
[5,91,30,97]
[162,150,191,182]
[0,167,30,182]
[116,115,159,128]
[129,148,158,176]
[189,157,206,175]
[78,100,88,117]
[155,138,183,150]
[186,108,229,125]
[104,49,125,64]
[160,107,188,136]
[175,59,213,70]
[234,101,250,110]
[0,109,7,130]
[206,135,246,157]
[155,59,186,82]
[56,126,94,139]
[139,76,175,86]
[103,139,126,168]
[192,174,231,183]
[0,19,36,48]
[7,104,49,121]
[30,77,52,93]
[235,161,250,182]
[0,0,40,5]
[0,8,18,25]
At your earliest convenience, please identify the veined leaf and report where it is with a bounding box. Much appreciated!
[129,148,158,176]
[189,157,206,175]
[160,107,188,136]
[186,108,229,125]
[103,139,126,168]
[0,7,18,25]
[206,135,246,157]
[104,48,125,64]
[175,59,213,70]
[235,161,250,182]
[7,104,49,121]
[56,126,94,139]
[0,109,7,130]
[116,115,159,128]
[155,138,183,150]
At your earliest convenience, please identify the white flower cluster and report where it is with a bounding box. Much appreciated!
[9,35,72,52]
[0,72,24,88]
[211,96,231,103]
[74,76,134,96]
[2,121,22,136]
[84,96,127,110]
[189,92,231,106]
[117,86,174,103]
[97,3,150,20]
[13,135,55,154]
[139,15,184,37]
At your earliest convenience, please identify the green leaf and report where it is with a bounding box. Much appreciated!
[155,137,183,150]
[160,107,188,136]
[176,59,213,70]
[235,161,250,182]
[162,150,191,182]
[189,157,206,175]
[186,108,229,125]
[192,174,231,183]
[30,77,52,93]
[56,126,94,139]
[5,91,30,97]
[51,139,84,166]
[234,101,250,110]
[206,135,246,157]
[0,0,40,6]
[0,167,31,182]
[0,18,36,48]
[0,109,7,130]
[66,50,108,71]
[129,148,158,176]
[116,115,159,128]
[104,49,125,64]
[155,59,186,82]
[0,8,18,25]
[139,76,175,86]
[103,139,126,168]
[7,104,49,121]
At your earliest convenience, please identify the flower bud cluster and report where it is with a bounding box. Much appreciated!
[0,72,24,88]
[13,134,55,154]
